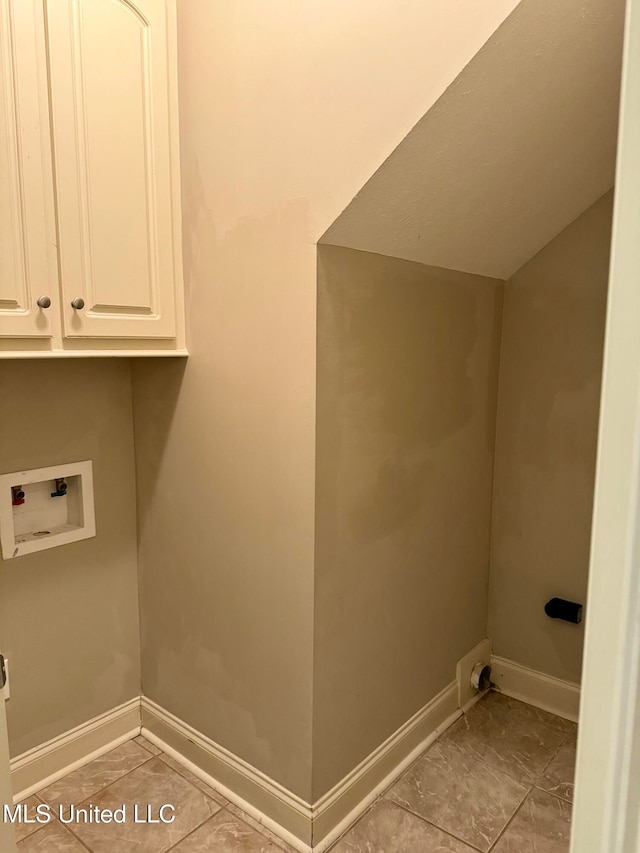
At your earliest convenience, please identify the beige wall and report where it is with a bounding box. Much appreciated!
[489,191,613,683]
[0,0,613,809]
[131,0,520,803]
[132,351,317,798]
[313,246,503,798]
[0,360,140,757]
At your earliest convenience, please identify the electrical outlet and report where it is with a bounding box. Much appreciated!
[2,658,9,701]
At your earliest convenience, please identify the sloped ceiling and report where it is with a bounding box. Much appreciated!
[321,0,624,279]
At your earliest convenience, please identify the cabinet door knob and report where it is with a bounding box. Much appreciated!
[71,297,85,310]
[36,295,52,309]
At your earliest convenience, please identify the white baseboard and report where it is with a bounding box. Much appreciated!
[490,655,581,722]
[9,681,461,849]
[11,697,141,801]
[310,681,459,850]
[140,697,313,852]
[142,682,459,851]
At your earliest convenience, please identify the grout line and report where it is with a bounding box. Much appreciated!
[487,785,533,851]
[60,819,95,852]
[489,689,578,735]
[164,805,297,853]
[372,692,569,853]
[29,707,576,852]
[36,743,223,853]
[133,736,165,760]
[535,749,561,783]
[163,807,224,852]
[320,719,460,853]
[342,694,531,852]
[21,804,94,853]
[366,712,454,803]
[47,749,157,810]
[388,800,486,853]
[322,799,380,852]
[530,723,574,790]
[22,821,93,853]
[420,811,486,852]
[320,717,456,850]
[225,810,298,853]
[560,726,579,745]
[533,784,574,806]
[487,777,575,850]
[156,753,227,807]
[535,719,577,736]
[79,756,158,801]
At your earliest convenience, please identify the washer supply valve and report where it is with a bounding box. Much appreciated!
[50,478,68,498]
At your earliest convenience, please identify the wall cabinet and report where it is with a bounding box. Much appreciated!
[0,0,185,357]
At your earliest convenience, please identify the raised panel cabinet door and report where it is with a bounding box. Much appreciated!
[0,0,59,339]
[46,0,179,339]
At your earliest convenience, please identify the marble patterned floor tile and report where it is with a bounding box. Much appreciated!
[171,810,285,851]
[17,821,88,851]
[12,796,50,843]
[492,788,572,852]
[484,692,577,734]
[159,753,229,806]
[39,740,152,808]
[386,738,527,852]
[225,803,298,852]
[331,799,477,852]
[441,693,567,784]
[135,735,163,756]
[537,740,577,802]
[69,756,221,852]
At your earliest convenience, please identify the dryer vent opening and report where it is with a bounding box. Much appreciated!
[471,662,492,692]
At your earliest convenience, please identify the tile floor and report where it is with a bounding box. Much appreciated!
[15,737,297,853]
[334,691,577,853]
[15,692,576,851]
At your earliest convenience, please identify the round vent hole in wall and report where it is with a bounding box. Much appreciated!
[471,662,492,692]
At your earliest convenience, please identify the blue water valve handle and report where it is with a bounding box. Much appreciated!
[51,478,68,498]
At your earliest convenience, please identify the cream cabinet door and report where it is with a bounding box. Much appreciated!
[0,0,59,340]
[46,0,178,340]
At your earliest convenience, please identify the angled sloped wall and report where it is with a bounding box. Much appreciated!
[323,0,624,279]
[310,0,622,802]
[131,0,521,804]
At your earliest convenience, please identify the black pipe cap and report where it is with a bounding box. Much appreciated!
[545,598,583,624]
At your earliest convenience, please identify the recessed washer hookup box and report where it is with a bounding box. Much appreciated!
[0,461,95,560]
